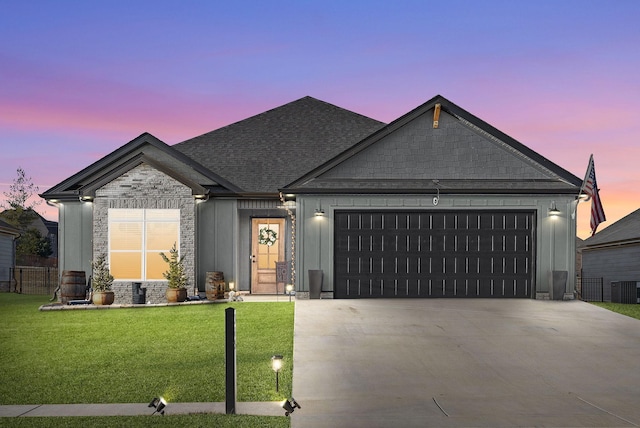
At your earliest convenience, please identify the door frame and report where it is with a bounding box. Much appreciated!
[250,217,286,294]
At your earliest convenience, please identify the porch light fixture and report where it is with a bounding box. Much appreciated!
[314,209,325,217]
[194,194,208,201]
[281,397,301,416]
[148,397,167,415]
[548,202,561,217]
[271,354,283,392]
[79,195,94,203]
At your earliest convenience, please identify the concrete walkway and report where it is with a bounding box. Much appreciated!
[290,299,640,427]
[0,401,283,417]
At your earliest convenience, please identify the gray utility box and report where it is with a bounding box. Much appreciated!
[610,281,640,304]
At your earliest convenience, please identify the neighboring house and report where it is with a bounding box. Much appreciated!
[0,209,58,266]
[0,219,20,292]
[581,208,640,292]
[41,95,582,303]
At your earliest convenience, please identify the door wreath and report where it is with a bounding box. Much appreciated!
[259,227,278,246]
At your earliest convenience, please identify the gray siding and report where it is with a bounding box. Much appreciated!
[582,245,640,288]
[196,199,239,291]
[58,201,93,276]
[322,112,551,182]
[0,234,15,282]
[296,194,576,299]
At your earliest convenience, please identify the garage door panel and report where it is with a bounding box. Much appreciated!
[334,211,535,298]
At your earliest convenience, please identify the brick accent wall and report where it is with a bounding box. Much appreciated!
[94,163,196,304]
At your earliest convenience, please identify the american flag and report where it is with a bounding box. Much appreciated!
[582,155,606,236]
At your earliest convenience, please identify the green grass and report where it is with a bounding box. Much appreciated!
[0,414,289,427]
[0,294,294,405]
[591,302,640,320]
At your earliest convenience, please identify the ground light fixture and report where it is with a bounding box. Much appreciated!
[148,397,167,415]
[281,397,301,416]
[286,284,293,302]
[271,354,283,392]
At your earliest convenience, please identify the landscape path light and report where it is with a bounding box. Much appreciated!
[271,354,283,392]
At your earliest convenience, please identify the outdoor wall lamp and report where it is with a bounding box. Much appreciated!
[271,354,283,392]
[548,201,561,217]
[314,208,325,217]
[281,397,301,416]
[148,397,167,415]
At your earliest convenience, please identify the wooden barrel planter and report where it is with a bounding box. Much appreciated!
[166,287,187,303]
[206,271,225,300]
[60,270,87,304]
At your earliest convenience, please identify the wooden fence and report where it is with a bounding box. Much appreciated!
[10,266,59,295]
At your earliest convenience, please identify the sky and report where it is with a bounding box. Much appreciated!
[1,0,639,239]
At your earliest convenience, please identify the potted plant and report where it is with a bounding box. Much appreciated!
[92,254,115,305]
[160,243,188,303]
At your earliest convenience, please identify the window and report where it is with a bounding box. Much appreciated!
[108,209,180,280]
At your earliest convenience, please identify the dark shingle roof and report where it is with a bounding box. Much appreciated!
[173,96,386,193]
[583,208,640,247]
[0,218,20,236]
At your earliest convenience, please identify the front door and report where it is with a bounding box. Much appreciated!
[251,218,285,294]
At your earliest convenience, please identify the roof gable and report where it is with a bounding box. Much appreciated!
[173,96,385,194]
[583,208,640,247]
[42,133,241,200]
[285,95,582,194]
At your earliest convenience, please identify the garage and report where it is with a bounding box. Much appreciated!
[334,210,535,298]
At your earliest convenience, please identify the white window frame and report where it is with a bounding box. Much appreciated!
[108,208,180,281]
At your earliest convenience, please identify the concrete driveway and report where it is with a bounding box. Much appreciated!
[291,299,640,427]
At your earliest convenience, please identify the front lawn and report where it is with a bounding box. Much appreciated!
[591,302,640,320]
[0,294,294,405]
[1,414,288,428]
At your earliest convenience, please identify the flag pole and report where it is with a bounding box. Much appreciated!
[572,154,593,219]
[578,154,593,202]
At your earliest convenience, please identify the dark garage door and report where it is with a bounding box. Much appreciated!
[334,211,535,298]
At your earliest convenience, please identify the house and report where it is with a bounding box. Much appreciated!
[0,219,20,292]
[41,95,582,303]
[581,208,640,297]
[0,209,58,266]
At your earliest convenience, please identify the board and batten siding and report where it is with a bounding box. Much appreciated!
[296,194,576,299]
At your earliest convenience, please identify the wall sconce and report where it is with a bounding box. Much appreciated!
[271,355,283,392]
[314,209,325,217]
[281,397,301,416]
[148,397,167,415]
[548,202,561,217]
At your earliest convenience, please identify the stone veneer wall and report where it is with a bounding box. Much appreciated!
[94,164,195,304]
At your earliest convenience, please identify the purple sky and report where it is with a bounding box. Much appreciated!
[1,0,639,238]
